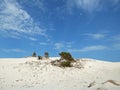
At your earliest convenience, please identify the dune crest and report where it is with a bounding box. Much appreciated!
[0,57,120,90]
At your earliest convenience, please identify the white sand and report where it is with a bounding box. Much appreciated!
[0,57,120,90]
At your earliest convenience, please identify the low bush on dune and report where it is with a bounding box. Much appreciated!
[59,52,75,67]
[51,60,72,67]
[51,52,75,67]
[38,56,42,60]
[59,52,74,62]
[44,52,49,59]
[32,52,37,57]
[60,61,71,67]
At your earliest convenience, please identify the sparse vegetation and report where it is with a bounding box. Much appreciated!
[44,52,49,59]
[59,52,74,62]
[51,60,61,67]
[59,52,75,67]
[38,55,42,60]
[34,51,76,67]
[60,61,71,67]
[32,52,36,57]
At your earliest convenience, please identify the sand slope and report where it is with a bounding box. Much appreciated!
[0,57,120,90]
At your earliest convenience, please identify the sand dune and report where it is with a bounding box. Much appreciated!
[0,57,120,90]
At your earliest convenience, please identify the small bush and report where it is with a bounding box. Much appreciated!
[51,60,61,66]
[60,61,71,67]
[44,52,49,59]
[38,56,42,60]
[32,52,36,57]
[59,52,74,61]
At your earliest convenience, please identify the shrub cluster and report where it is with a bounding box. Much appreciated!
[31,52,49,59]
[59,52,74,61]
[59,52,75,67]
[60,61,71,67]
[32,52,36,57]
[38,56,42,60]
[44,52,49,59]
[31,51,75,68]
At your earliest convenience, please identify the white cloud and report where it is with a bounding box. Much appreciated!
[1,48,25,53]
[68,45,107,52]
[76,0,100,12]
[113,43,120,50]
[112,0,120,4]
[112,34,120,41]
[54,42,74,50]
[66,42,73,48]
[66,0,100,13]
[111,34,120,50]
[54,43,64,50]
[66,0,120,13]
[85,33,106,39]
[28,37,37,41]
[39,42,49,45]
[0,0,46,39]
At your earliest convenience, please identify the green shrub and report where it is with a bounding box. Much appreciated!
[32,52,36,57]
[60,61,71,67]
[59,52,74,61]
[44,52,49,58]
[38,55,42,60]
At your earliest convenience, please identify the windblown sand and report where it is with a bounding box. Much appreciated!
[0,57,120,90]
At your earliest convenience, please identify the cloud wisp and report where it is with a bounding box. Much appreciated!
[54,42,73,50]
[39,42,49,46]
[113,43,120,50]
[68,45,108,52]
[0,0,46,39]
[0,48,26,53]
[66,0,120,13]
[54,43,64,50]
[84,33,106,40]
[111,34,120,50]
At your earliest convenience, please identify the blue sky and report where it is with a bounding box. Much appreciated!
[0,0,120,61]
